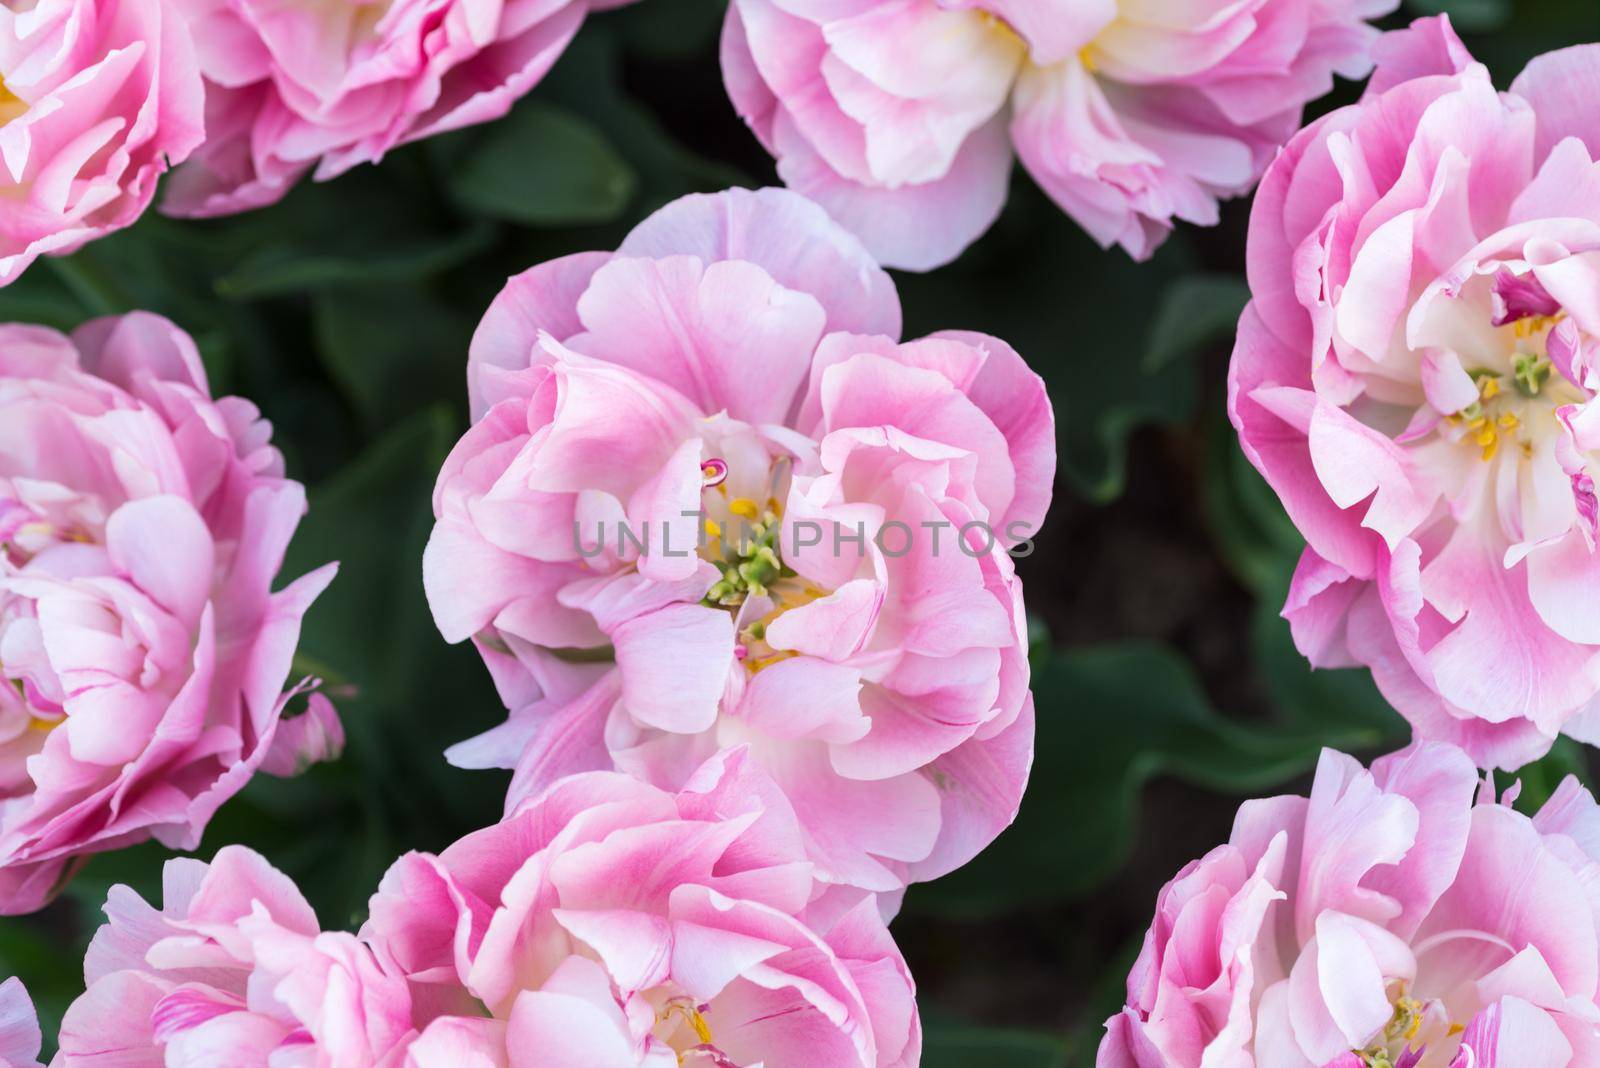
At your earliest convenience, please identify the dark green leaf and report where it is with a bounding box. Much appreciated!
[312,286,475,431]
[1143,275,1250,374]
[449,101,637,226]
[538,34,753,211]
[907,643,1385,919]
[215,221,496,300]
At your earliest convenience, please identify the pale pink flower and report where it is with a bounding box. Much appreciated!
[58,845,417,1067]
[0,0,204,285]
[365,747,921,1068]
[1230,17,1600,769]
[162,0,622,217]
[1099,742,1600,1067]
[0,979,41,1068]
[721,0,1397,270]
[423,187,1054,893]
[0,313,339,914]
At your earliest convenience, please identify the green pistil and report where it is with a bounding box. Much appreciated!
[704,512,794,607]
[1513,352,1552,396]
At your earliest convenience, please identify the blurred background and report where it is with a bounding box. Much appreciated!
[0,0,1595,1062]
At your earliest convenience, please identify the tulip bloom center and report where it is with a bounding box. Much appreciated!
[1440,341,1569,465]
[1393,264,1595,548]
[702,492,787,606]
[653,994,742,1066]
[1350,984,1456,1066]
[697,457,830,673]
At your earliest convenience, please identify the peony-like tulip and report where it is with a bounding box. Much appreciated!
[423,187,1054,894]
[58,845,416,1066]
[1098,742,1600,1067]
[721,0,1398,270]
[365,746,921,1068]
[0,313,339,914]
[1229,17,1600,769]
[0,979,41,1068]
[162,0,624,217]
[0,0,204,286]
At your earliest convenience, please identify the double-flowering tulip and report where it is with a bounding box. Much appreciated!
[368,747,920,1067]
[0,0,204,285]
[0,313,339,914]
[1100,742,1600,1066]
[163,0,628,217]
[1230,17,1600,768]
[721,0,1400,269]
[58,845,416,1065]
[58,749,920,1068]
[424,187,1055,894]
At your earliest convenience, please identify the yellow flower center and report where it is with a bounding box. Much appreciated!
[1350,984,1467,1067]
[1443,373,1525,463]
[0,76,24,127]
[655,997,734,1065]
[1441,311,1575,464]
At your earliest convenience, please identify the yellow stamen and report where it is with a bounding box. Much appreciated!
[1480,377,1501,400]
[1497,412,1520,431]
[0,77,24,127]
[745,649,799,674]
[703,518,721,539]
[1513,314,1560,340]
[658,1001,714,1047]
[727,498,759,520]
[1079,46,1098,72]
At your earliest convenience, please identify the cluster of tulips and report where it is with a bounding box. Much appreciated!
[0,0,1596,1065]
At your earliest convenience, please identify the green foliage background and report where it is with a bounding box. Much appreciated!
[0,0,1595,1061]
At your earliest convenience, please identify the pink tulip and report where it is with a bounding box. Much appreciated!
[423,187,1055,893]
[0,980,40,1068]
[0,0,204,285]
[365,747,921,1068]
[58,846,416,1066]
[161,0,619,217]
[0,313,339,914]
[721,0,1398,269]
[1099,742,1600,1067]
[1230,17,1600,769]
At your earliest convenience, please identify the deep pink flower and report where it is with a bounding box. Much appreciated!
[58,846,416,1067]
[721,0,1398,269]
[1099,742,1600,1067]
[0,313,339,914]
[1229,17,1600,768]
[0,0,204,285]
[0,979,41,1068]
[423,187,1055,893]
[162,0,625,217]
[365,747,921,1068]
